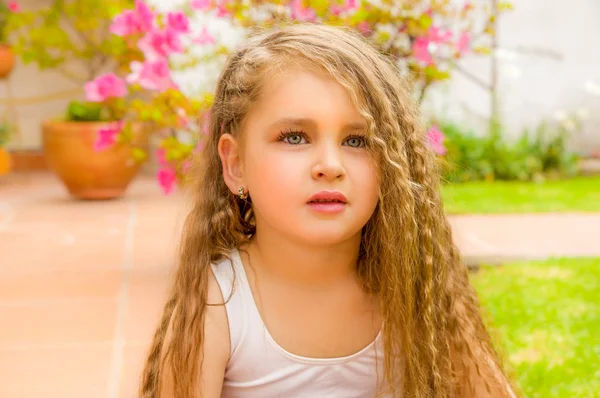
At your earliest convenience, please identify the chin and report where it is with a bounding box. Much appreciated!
[292,225,361,248]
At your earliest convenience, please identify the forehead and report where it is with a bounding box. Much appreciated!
[245,66,366,128]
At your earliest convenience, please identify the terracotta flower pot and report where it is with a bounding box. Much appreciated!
[0,147,11,175]
[42,120,149,200]
[0,45,16,79]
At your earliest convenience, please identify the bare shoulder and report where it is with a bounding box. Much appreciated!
[204,266,232,365]
[159,268,230,397]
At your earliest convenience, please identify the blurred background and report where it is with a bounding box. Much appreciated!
[0,1,599,397]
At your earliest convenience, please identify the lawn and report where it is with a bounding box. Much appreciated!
[471,257,600,398]
[441,176,600,214]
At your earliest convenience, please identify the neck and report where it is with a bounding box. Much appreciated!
[245,228,362,288]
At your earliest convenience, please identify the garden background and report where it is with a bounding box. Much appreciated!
[0,1,599,397]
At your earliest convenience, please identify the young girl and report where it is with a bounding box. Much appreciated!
[140,23,517,398]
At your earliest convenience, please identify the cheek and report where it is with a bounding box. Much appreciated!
[351,156,379,204]
[246,151,304,203]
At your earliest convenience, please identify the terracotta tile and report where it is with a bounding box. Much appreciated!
[131,217,180,272]
[132,233,178,271]
[0,299,117,345]
[0,268,122,301]
[123,269,173,342]
[15,196,133,223]
[2,229,126,271]
[0,344,111,398]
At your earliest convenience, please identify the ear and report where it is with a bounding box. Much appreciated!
[217,133,245,195]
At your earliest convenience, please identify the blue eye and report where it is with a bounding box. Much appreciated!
[344,135,366,148]
[278,130,307,145]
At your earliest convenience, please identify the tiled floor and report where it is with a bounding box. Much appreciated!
[1,171,598,398]
[1,172,187,398]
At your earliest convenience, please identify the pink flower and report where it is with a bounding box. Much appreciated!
[94,121,124,152]
[110,11,139,36]
[290,0,316,22]
[412,37,432,64]
[84,73,128,102]
[176,108,190,127]
[193,26,216,45]
[426,125,447,155]
[330,4,343,15]
[215,0,230,17]
[456,32,471,54]
[357,21,371,35]
[110,0,155,36]
[191,0,211,10]
[139,27,184,59]
[7,1,19,12]
[157,167,177,195]
[428,26,453,44]
[331,1,357,15]
[167,11,190,33]
[127,59,175,92]
[135,0,155,29]
[155,148,168,166]
[345,0,358,11]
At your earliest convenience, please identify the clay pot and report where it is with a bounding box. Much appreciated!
[0,45,16,79]
[0,147,11,175]
[42,120,149,200]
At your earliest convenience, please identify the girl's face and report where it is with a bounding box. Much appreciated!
[225,67,379,247]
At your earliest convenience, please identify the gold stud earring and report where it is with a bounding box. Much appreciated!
[238,186,247,200]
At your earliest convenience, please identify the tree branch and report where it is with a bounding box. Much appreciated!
[453,63,492,91]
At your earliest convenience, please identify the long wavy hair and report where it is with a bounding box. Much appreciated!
[140,23,514,398]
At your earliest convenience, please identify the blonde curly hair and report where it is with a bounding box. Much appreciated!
[139,22,516,398]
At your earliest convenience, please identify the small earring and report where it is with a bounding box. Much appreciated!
[238,186,248,200]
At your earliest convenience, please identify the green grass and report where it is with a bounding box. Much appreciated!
[471,257,600,398]
[441,176,600,214]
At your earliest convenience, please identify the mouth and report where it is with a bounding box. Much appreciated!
[307,191,348,213]
[307,191,348,204]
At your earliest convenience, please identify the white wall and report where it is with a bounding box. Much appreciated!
[424,0,600,154]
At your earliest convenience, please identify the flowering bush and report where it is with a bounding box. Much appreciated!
[87,0,510,194]
[214,0,511,100]
[83,0,220,194]
[0,1,19,44]
[6,0,137,77]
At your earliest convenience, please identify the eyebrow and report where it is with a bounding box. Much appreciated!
[267,117,368,131]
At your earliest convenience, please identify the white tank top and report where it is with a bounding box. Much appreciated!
[211,249,389,398]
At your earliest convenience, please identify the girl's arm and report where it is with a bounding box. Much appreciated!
[159,271,230,397]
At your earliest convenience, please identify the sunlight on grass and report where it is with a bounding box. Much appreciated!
[442,176,600,214]
[471,257,600,398]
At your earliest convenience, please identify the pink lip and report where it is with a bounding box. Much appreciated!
[308,191,348,203]
[307,191,348,214]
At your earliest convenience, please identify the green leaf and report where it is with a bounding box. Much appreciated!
[498,2,514,11]
[131,147,147,162]
[418,14,433,30]
[65,101,103,122]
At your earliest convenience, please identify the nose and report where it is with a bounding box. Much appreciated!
[311,140,345,181]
